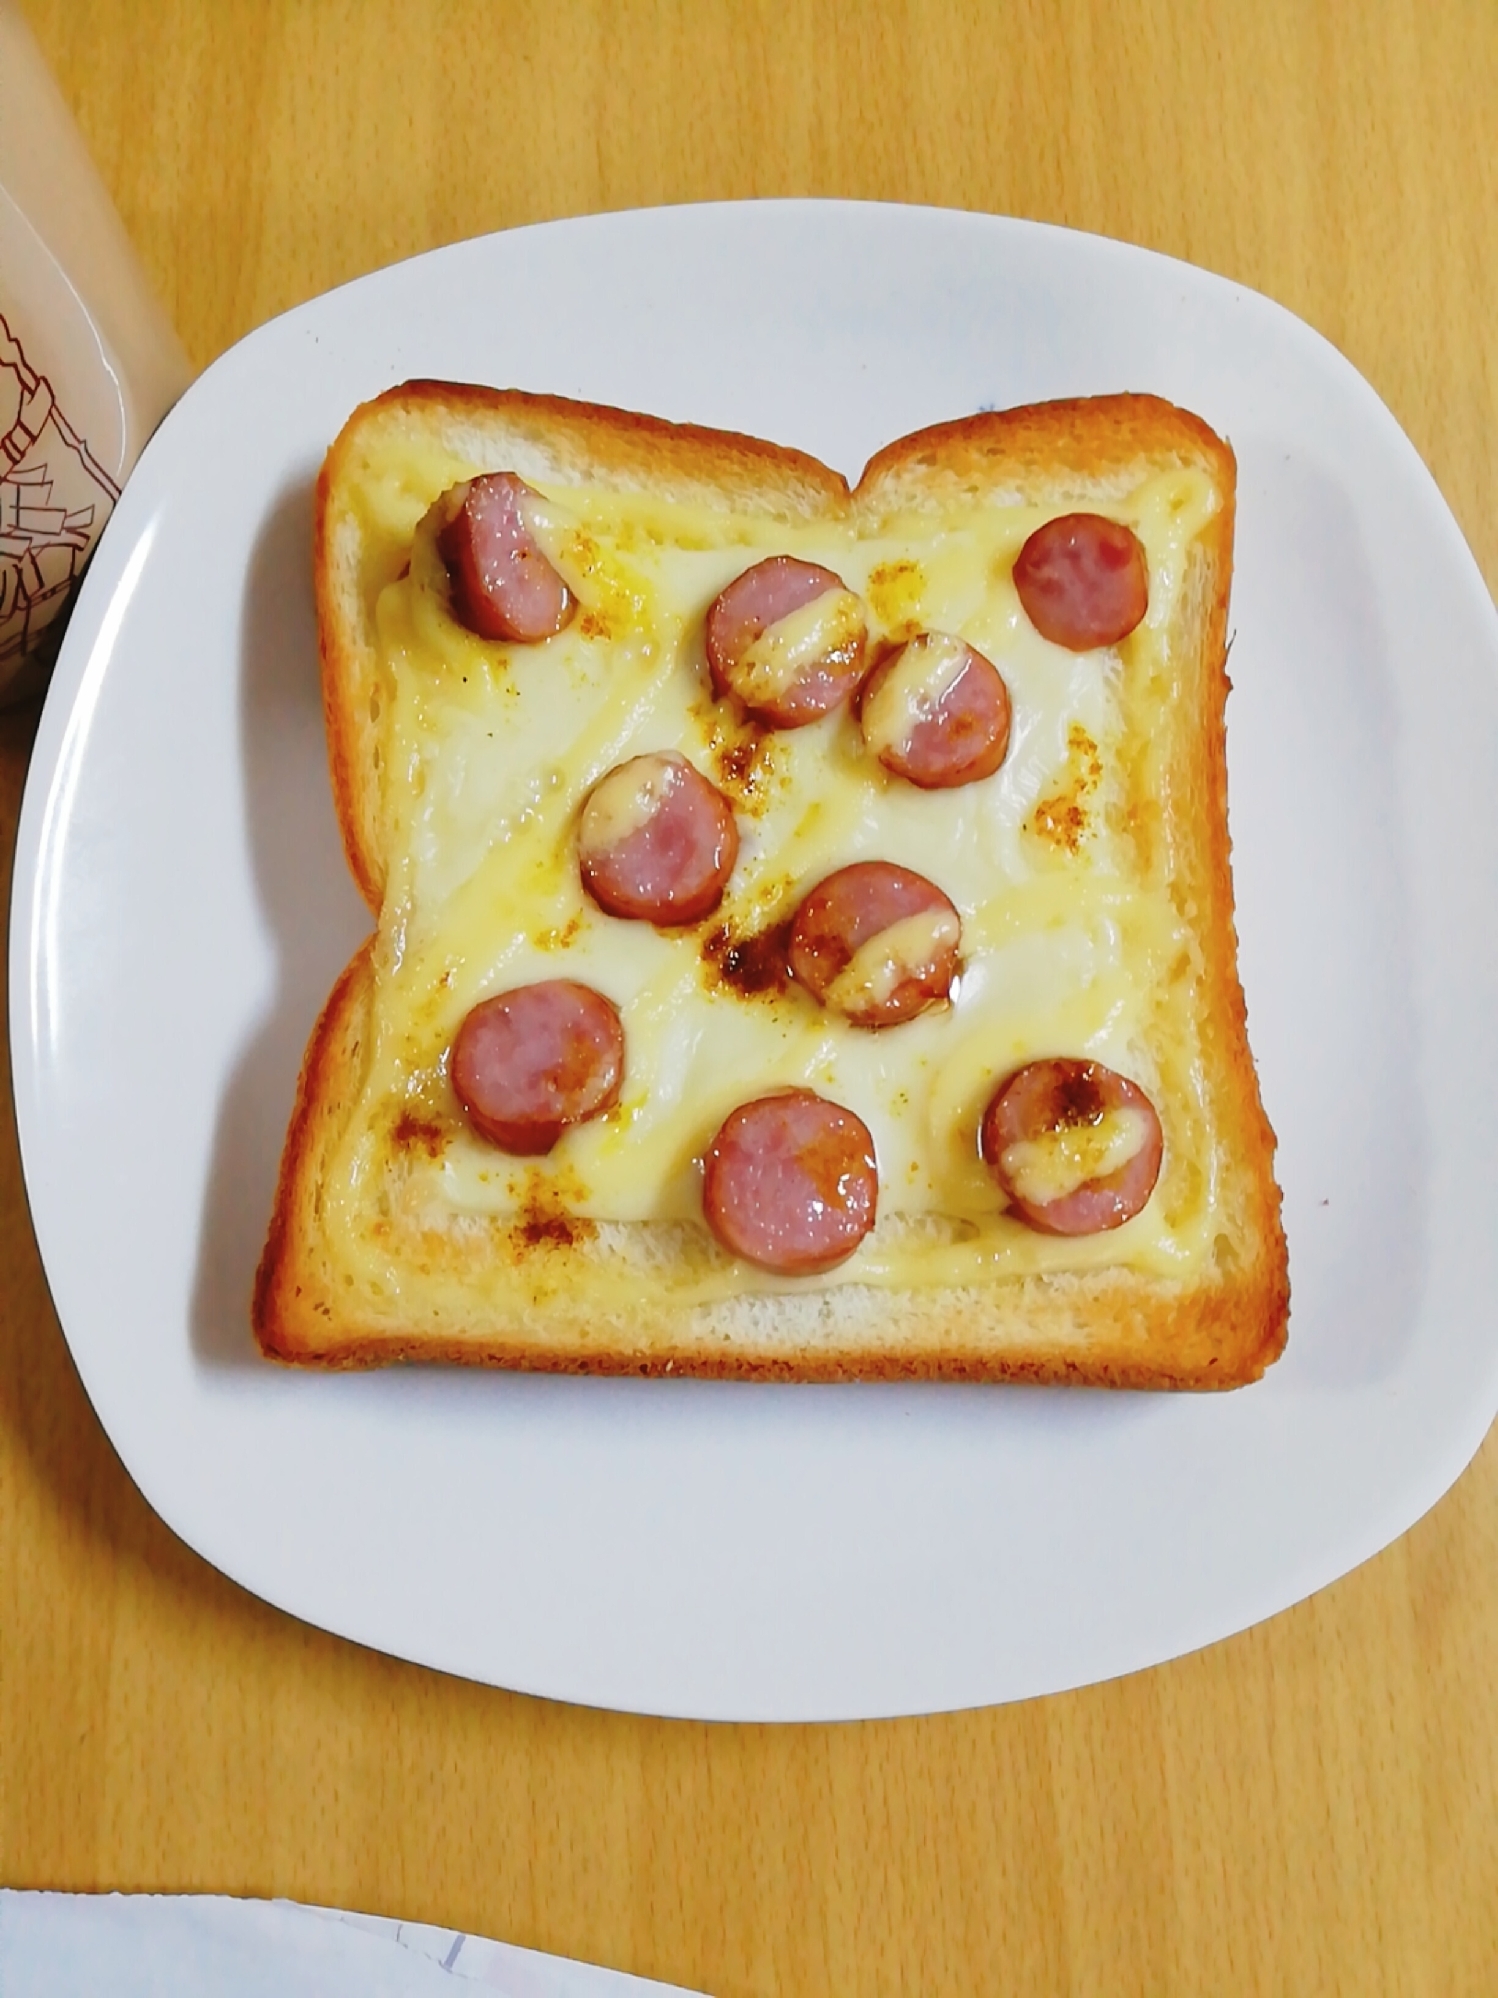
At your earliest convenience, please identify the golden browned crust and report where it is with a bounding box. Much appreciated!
[856,393,1233,515]
[260,384,1288,1386]
[390,381,853,513]
[253,942,376,1361]
[256,932,1285,1388]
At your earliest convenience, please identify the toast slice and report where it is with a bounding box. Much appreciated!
[254,383,1288,1385]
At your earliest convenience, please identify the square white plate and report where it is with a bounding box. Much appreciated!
[11,201,1498,1720]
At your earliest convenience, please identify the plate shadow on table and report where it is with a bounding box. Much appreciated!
[190,475,369,1369]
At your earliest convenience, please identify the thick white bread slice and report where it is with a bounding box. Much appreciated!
[255,384,1288,1386]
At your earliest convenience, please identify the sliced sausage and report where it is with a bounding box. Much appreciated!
[702,1089,878,1274]
[859,632,1011,789]
[579,752,739,925]
[450,980,623,1155]
[979,1057,1163,1234]
[1012,513,1148,651]
[704,555,868,727]
[788,862,961,1029]
[436,472,575,643]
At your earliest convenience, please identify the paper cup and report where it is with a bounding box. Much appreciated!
[0,0,192,704]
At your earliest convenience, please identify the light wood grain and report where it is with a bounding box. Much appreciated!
[4,3,1496,1993]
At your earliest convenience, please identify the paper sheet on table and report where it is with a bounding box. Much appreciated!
[0,1892,705,1996]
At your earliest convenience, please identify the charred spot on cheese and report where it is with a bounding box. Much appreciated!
[508,1166,598,1253]
[701,916,795,999]
[1027,724,1103,854]
[533,915,583,952]
[709,721,781,814]
[716,736,761,790]
[514,1207,593,1252]
[391,1111,447,1158]
[566,527,601,575]
[866,557,926,637]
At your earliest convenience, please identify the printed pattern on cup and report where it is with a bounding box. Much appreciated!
[1,308,119,677]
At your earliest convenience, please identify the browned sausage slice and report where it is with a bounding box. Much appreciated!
[436,472,575,643]
[579,752,739,925]
[1012,514,1148,651]
[788,862,961,1028]
[703,1089,878,1274]
[450,980,623,1155]
[979,1058,1163,1234]
[704,555,868,727]
[859,632,1012,789]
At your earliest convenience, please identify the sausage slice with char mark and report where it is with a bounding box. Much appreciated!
[579,751,739,925]
[980,1057,1163,1234]
[789,861,961,1029]
[860,631,1011,788]
[705,555,869,727]
[451,979,623,1156]
[1012,513,1148,651]
[703,1089,878,1274]
[436,472,575,643]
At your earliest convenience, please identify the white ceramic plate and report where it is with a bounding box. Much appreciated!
[11,202,1498,1721]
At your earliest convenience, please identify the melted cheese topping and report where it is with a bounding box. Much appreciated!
[823,907,961,1014]
[516,482,581,546]
[1001,1105,1152,1207]
[578,754,675,856]
[319,438,1224,1309]
[736,587,866,702]
[861,632,970,758]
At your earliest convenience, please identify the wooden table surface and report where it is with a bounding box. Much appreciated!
[4,3,1496,1992]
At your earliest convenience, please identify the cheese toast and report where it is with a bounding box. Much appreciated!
[253,382,1288,1385]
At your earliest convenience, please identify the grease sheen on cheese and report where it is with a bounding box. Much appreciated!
[861,631,971,759]
[736,586,866,702]
[823,907,962,1014]
[1002,1104,1154,1207]
[579,755,679,855]
[318,450,1225,1308]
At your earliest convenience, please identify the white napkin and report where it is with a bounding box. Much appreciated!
[0,1892,705,1996]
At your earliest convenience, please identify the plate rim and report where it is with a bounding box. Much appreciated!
[10,197,1498,1721]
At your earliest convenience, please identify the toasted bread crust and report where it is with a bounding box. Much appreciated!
[317,383,851,909]
[261,385,1288,1385]
[253,942,376,1361]
[858,393,1233,514]
[257,943,1286,1383]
